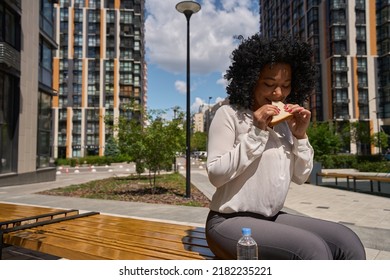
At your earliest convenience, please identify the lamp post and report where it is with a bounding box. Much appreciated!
[207,96,212,132]
[373,111,381,154]
[176,1,201,198]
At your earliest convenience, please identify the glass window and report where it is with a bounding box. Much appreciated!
[120,11,132,23]
[89,0,101,9]
[4,8,17,48]
[106,10,115,23]
[74,9,83,21]
[39,40,53,87]
[120,49,132,59]
[0,73,17,173]
[60,9,68,21]
[74,0,85,8]
[40,0,55,37]
[37,91,52,168]
[74,46,83,58]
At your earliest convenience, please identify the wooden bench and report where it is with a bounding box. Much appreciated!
[316,172,390,193]
[0,203,215,260]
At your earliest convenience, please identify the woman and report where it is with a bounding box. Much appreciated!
[205,34,366,260]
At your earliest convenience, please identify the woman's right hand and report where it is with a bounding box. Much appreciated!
[252,104,280,130]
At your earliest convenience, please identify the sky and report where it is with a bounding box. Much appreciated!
[144,0,260,119]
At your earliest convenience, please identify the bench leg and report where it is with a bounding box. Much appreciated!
[347,177,350,190]
[378,181,381,193]
[0,232,3,260]
[370,181,373,193]
[353,178,357,192]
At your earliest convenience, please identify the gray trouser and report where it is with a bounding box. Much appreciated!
[206,210,366,260]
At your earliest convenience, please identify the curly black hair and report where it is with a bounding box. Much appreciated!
[225,33,317,109]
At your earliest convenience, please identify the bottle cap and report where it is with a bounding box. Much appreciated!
[242,227,251,236]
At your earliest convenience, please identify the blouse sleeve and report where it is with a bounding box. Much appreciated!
[206,106,269,188]
[291,137,314,185]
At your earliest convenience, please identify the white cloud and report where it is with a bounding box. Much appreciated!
[191,97,207,113]
[214,96,226,104]
[145,0,259,75]
[175,80,187,94]
[190,95,227,114]
[216,71,228,87]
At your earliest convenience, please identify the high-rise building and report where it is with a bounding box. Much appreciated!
[53,0,146,158]
[0,0,58,186]
[259,0,389,154]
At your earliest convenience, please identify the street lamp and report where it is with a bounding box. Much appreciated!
[176,1,201,198]
[207,96,212,132]
[373,111,381,154]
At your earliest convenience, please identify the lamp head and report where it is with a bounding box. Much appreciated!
[175,1,201,16]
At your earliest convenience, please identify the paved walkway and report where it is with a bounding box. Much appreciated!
[1,163,389,260]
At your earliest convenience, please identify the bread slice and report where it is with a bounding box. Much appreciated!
[269,101,293,126]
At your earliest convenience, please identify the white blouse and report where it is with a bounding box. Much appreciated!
[207,105,314,217]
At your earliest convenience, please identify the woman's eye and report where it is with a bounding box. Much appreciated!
[283,84,291,88]
[264,83,273,87]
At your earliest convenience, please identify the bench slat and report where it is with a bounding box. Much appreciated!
[1,203,214,260]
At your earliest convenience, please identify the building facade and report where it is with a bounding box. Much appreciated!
[0,0,58,187]
[53,0,146,158]
[259,0,389,154]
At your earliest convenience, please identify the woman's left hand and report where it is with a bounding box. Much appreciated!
[285,104,311,139]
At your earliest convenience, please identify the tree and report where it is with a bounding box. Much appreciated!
[143,110,185,190]
[307,122,342,159]
[104,136,120,157]
[350,121,372,155]
[191,131,207,152]
[105,102,146,176]
[106,107,186,190]
[371,131,389,153]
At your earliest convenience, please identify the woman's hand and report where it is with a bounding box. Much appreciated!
[252,104,280,130]
[285,104,311,139]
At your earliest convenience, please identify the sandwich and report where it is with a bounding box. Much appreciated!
[269,101,293,126]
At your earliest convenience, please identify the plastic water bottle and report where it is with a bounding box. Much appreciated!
[237,227,258,260]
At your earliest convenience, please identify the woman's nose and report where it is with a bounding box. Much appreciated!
[273,86,283,98]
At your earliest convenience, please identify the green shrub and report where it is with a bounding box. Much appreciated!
[317,154,390,172]
[355,161,390,173]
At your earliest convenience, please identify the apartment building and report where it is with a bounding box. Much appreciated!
[0,0,58,187]
[53,0,146,158]
[259,0,389,154]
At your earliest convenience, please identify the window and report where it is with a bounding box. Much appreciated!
[74,9,83,21]
[88,10,100,22]
[89,0,101,9]
[120,11,132,24]
[120,49,132,59]
[106,10,115,23]
[73,59,82,70]
[120,61,132,72]
[0,3,20,50]
[37,91,52,168]
[74,46,83,58]
[60,9,68,22]
[0,72,18,174]
[39,40,53,88]
[40,0,55,38]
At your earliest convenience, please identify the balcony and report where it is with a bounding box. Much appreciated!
[358,83,368,88]
[330,3,346,10]
[332,66,349,72]
[357,66,367,73]
[0,42,21,72]
[332,82,349,88]
[333,98,350,104]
